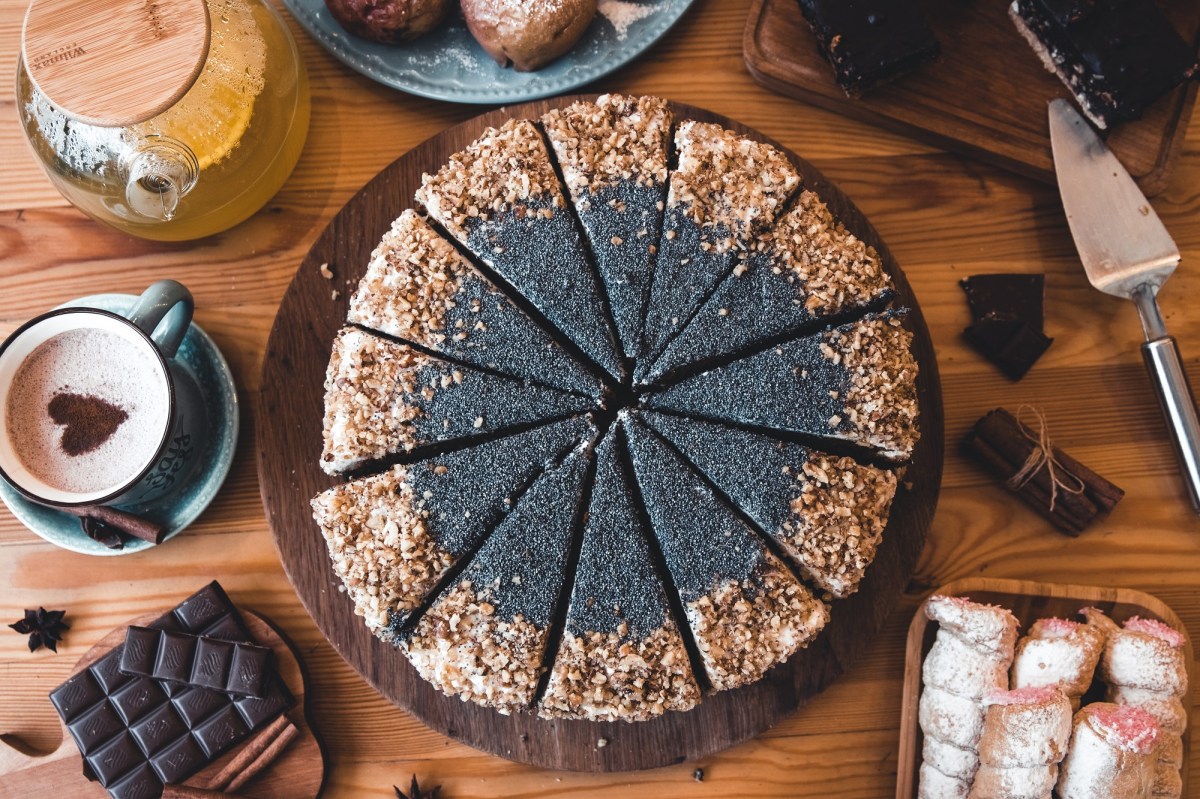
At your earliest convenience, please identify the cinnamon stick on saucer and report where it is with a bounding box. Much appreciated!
[963,407,1123,536]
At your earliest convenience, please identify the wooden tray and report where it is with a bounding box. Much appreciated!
[257,96,945,772]
[743,0,1200,196]
[0,610,325,798]
[896,577,1194,799]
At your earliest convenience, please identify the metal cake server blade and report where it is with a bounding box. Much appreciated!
[1049,98,1200,512]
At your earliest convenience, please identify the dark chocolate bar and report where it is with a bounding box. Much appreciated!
[49,582,293,796]
[120,626,273,698]
[959,274,1054,380]
[796,0,940,96]
[1010,0,1199,129]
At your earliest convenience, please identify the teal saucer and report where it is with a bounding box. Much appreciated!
[0,294,239,556]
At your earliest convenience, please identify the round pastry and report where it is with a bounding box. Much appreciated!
[310,95,922,722]
[324,0,449,43]
[461,0,598,71]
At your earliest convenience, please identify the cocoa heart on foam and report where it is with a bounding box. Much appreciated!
[47,391,129,456]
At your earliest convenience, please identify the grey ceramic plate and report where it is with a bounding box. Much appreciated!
[282,0,696,103]
[0,294,240,556]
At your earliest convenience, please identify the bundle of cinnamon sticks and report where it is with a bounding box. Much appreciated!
[963,407,1124,535]
[161,714,299,798]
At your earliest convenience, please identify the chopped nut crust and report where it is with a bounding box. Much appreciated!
[760,189,892,315]
[320,327,428,473]
[821,315,920,460]
[417,118,565,241]
[539,627,700,722]
[668,121,801,248]
[311,466,452,640]
[783,454,898,598]
[405,581,545,714]
[685,562,829,692]
[543,94,673,194]
[348,210,467,345]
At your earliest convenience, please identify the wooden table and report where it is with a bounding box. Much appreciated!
[1,1,1198,795]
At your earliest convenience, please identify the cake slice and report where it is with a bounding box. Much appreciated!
[642,189,895,384]
[1010,0,1199,130]
[796,0,940,97]
[638,121,800,368]
[416,119,624,380]
[638,411,898,599]
[311,415,595,641]
[543,94,673,361]
[624,415,829,692]
[320,327,593,473]
[403,438,595,714]
[539,423,701,722]
[644,311,919,461]
[348,209,604,398]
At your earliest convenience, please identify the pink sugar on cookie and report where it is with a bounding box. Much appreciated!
[1082,703,1161,754]
[1124,616,1185,648]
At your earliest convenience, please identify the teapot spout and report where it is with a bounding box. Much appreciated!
[122,137,199,221]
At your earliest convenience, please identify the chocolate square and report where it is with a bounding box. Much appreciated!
[68,700,126,752]
[233,678,293,728]
[172,584,229,630]
[111,679,167,725]
[199,613,251,644]
[129,703,188,757]
[90,649,135,694]
[226,644,271,697]
[107,763,161,799]
[192,705,250,758]
[85,731,142,787]
[191,637,234,691]
[155,630,197,683]
[150,734,207,784]
[119,627,158,677]
[170,687,226,728]
[50,669,104,722]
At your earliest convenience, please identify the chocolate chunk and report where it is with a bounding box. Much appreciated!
[796,0,940,96]
[118,627,158,676]
[191,637,233,691]
[154,631,196,683]
[960,274,1046,331]
[1011,0,1199,128]
[47,581,295,799]
[227,643,272,697]
[964,317,1055,381]
[120,626,273,696]
[960,274,1054,379]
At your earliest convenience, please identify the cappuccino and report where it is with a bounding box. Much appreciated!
[5,328,169,495]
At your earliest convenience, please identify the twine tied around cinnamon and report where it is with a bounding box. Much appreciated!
[1004,405,1086,512]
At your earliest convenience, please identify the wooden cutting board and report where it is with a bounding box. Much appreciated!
[257,96,945,772]
[0,611,325,798]
[743,0,1200,196]
[896,577,1194,799]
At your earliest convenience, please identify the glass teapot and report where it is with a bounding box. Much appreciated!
[17,0,310,241]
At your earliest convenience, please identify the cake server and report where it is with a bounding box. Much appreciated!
[1049,98,1200,512]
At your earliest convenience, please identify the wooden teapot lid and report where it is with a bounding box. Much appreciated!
[22,0,211,127]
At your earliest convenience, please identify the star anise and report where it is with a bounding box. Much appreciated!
[9,607,69,652]
[394,775,441,799]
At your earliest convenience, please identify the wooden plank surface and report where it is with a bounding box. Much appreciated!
[743,0,1200,196]
[1,0,1200,796]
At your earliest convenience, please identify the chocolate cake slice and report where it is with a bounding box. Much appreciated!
[796,0,940,97]
[311,415,595,640]
[643,312,919,461]
[542,94,673,360]
[639,411,898,599]
[348,209,604,398]
[416,119,624,380]
[1010,0,1199,129]
[539,423,701,722]
[403,438,595,714]
[642,189,895,384]
[637,121,800,370]
[320,327,593,473]
[624,415,830,692]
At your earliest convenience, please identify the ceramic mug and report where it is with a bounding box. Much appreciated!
[0,280,208,509]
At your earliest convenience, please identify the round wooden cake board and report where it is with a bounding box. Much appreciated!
[0,610,325,798]
[257,97,945,772]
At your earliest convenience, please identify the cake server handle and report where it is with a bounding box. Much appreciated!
[1135,285,1200,513]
